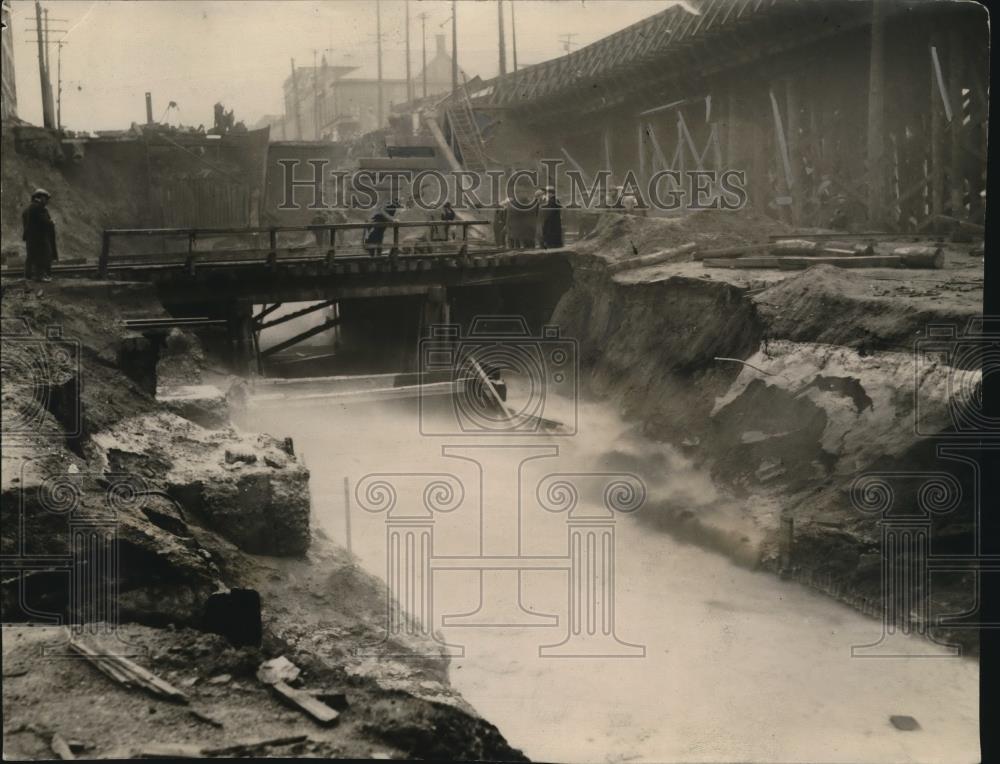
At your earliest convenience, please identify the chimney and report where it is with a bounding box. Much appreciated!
[436,33,447,56]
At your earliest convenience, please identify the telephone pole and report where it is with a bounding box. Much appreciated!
[376,0,384,127]
[418,12,429,99]
[559,33,578,55]
[405,0,413,103]
[312,48,320,139]
[34,1,54,128]
[497,0,507,76]
[510,1,518,73]
[56,40,63,129]
[290,58,303,140]
[451,0,458,95]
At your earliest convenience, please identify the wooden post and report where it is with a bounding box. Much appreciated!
[603,128,613,182]
[785,76,802,226]
[343,477,352,556]
[867,0,886,227]
[99,231,111,278]
[637,122,646,186]
[930,39,944,227]
[769,87,793,224]
[726,87,738,170]
[947,27,964,218]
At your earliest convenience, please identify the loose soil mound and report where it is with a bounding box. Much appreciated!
[573,208,789,264]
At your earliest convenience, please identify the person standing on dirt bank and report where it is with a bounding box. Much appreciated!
[21,189,58,282]
[540,186,563,249]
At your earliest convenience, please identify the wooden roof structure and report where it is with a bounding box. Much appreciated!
[475,0,959,119]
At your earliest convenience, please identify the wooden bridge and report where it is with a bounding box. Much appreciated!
[48,219,572,376]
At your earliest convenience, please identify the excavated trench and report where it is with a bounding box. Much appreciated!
[238,231,981,761]
[2,206,983,759]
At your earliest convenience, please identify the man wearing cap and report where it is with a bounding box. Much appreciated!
[22,189,58,282]
[363,200,399,257]
[539,186,563,249]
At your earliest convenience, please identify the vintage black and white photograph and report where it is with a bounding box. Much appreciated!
[0,0,993,761]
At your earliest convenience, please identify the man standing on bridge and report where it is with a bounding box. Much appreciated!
[364,200,399,257]
[540,186,563,249]
[21,189,58,282]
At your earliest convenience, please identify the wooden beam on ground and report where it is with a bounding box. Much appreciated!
[704,251,942,270]
[268,681,340,726]
[69,637,189,704]
[607,242,698,273]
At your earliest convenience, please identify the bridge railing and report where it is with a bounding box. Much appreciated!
[98,219,495,277]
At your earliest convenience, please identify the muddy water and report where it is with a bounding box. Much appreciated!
[246,385,979,764]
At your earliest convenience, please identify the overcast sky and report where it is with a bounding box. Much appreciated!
[8,0,683,132]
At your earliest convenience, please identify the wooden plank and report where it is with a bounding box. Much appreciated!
[607,242,698,273]
[704,253,942,270]
[69,638,189,704]
[50,734,75,760]
[269,680,340,726]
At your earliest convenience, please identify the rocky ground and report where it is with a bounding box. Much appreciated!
[554,209,985,653]
[0,279,524,760]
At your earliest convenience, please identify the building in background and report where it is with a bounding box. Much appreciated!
[265,35,465,142]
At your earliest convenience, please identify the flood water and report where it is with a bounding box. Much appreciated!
[245,380,979,764]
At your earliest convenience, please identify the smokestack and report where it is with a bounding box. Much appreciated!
[145,92,153,124]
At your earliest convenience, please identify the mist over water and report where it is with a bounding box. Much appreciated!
[245,383,979,764]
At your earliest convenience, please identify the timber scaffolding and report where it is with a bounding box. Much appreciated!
[466,0,987,233]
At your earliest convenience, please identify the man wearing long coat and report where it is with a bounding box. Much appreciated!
[22,189,58,281]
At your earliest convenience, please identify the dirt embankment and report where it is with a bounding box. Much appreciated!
[554,210,985,651]
[1,280,525,760]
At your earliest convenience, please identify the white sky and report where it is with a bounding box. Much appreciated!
[8,0,681,132]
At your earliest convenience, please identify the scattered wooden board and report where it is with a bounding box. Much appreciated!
[268,680,340,726]
[703,253,943,270]
[69,638,188,705]
[50,734,75,760]
[606,242,698,273]
[138,743,204,758]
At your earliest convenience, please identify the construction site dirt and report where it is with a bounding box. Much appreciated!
[0,1,993,762]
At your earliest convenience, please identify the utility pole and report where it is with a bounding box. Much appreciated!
[405,0,413,103]
[497,0,507,76]
[376,0,384,127]
[56,40,63,129]
[451,0,458,95]
[418,12,429,99]
[510,1,518,73]
[34,1,54,128]
[559,33,578,55]
[290,58,303,140]
[312,48,320,139]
